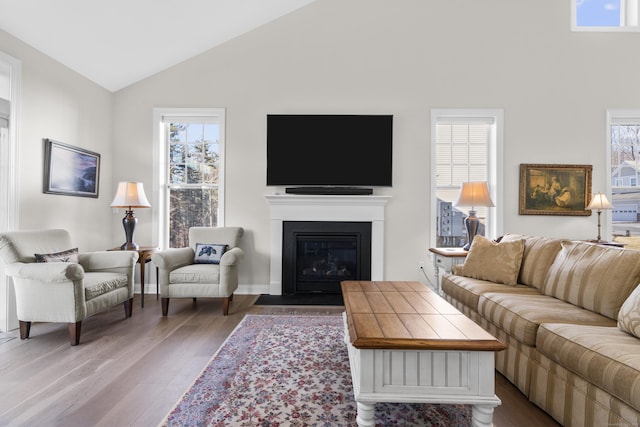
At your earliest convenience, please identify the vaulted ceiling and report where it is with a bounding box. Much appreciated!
[0,0,316,92]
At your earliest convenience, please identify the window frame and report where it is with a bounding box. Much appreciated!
[571,0,640,32]
[606,108,640,240]
[153,107,226,249]
[430,109,504,248]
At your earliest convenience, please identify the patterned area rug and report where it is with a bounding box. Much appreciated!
[160,314,471,427]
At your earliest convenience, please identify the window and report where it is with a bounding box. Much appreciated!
[572,0,640,31]
[153,108,225,248]
[608,109,640,241]
[431,109,503,248]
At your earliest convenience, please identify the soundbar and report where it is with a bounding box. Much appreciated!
[285,186,373,196]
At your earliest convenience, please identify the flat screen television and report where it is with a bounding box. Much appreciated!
[266,114,393,189]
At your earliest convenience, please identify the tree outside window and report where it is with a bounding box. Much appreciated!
[168,122,220,247]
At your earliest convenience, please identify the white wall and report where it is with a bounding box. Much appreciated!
[0,29,115,251]
[113,1,640,288]
[2,1,638,291]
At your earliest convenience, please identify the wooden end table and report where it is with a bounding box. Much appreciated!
[429,247,467,295]
[341,280,506,427]
[109,246,158,308]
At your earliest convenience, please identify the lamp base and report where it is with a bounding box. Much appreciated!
[120,242,140,251]
[120,210,139,251]
[463,209,480,251]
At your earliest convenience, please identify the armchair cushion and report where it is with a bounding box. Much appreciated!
[193,243,227,264]
[35,248,79,263]
[170,264,220,284]
[83,272,129,300]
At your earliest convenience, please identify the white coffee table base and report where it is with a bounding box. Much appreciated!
[343,314,501,427]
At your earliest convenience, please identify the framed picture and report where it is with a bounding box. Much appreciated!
[519,163,592,216]
[43,139,100,198]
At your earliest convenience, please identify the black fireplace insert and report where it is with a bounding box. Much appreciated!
[282,221,372,294]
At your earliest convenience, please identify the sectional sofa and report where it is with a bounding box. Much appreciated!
[441,234,640,427]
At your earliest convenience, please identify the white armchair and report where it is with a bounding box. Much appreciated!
[0,229,138,345]
[152,227,244,316]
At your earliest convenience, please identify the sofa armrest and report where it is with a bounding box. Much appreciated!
[79,251,139,271]
[6,262,84,282]
[220,247,244,266]
[6,262,87,322]
[152,247,194,271]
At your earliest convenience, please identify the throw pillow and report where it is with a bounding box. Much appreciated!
[618,285,640,338]
[543,241,640,319]
[457,235,525,286]
[193,243,227,264]
[34,248,79,263]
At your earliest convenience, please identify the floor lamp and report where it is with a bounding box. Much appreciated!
[110,182,151,250]
[454,182,495,251]
[586,193,613,243]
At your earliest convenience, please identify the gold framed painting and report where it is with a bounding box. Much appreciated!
[519,164,592,216]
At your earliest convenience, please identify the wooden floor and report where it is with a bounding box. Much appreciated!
[0,294,560,427]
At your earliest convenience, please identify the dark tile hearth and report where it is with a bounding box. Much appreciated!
[254,293,344,306]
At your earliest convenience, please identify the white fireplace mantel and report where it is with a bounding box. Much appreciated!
[265,194,391,295]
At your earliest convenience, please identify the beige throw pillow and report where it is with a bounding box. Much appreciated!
[618,285,640,338]
[457,235,525,286]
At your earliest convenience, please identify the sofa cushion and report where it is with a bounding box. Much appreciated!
[500,234,563,290]
[537,323,640,411]
[170,264,220,284]
[618,285,640,338]
[456,235,525,286]
[543,241,640,320]
[478,293,615,347]
[83,272,129,300]
[441,273,540,312]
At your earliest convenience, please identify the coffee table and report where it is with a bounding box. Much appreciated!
[341,280,506,427]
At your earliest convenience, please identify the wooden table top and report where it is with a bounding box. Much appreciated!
[428,247,468,258]
[341,280,506,352]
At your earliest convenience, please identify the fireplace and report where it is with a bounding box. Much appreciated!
[282,221,372,294]
[265,194,390,295]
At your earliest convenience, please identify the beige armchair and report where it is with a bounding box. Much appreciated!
[152,227,244,316]
[0,229,138,345]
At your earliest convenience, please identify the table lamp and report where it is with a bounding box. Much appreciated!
[454,181,495,250]
[110,182,151,250]
[586,193,613,242]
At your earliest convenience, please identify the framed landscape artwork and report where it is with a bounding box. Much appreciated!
[519,164,592,216]
[43,139,100,198]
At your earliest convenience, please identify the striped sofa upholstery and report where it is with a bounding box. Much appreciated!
[441,235,640,427]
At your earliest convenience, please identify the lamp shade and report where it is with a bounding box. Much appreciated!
[586,193,613,211]
[454,182,495,209]
[110,182,151,209]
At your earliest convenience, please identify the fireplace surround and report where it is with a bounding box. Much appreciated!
[265,194,390,295]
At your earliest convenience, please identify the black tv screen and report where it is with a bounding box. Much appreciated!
[266,114,393,187]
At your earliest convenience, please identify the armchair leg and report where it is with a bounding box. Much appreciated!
[161,298,169,316]
[123,298,133,318]
[19,321,31,340]
[68,322,81,346]
[223,295,232,316]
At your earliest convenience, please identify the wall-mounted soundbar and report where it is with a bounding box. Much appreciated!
[285,186,373,195]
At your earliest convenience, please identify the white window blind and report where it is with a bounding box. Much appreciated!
[435,118,492,188]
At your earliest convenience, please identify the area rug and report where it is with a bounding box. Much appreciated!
[160,314,471,427]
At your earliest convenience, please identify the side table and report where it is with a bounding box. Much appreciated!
[428,247,467,295]
[109,246,159,308]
